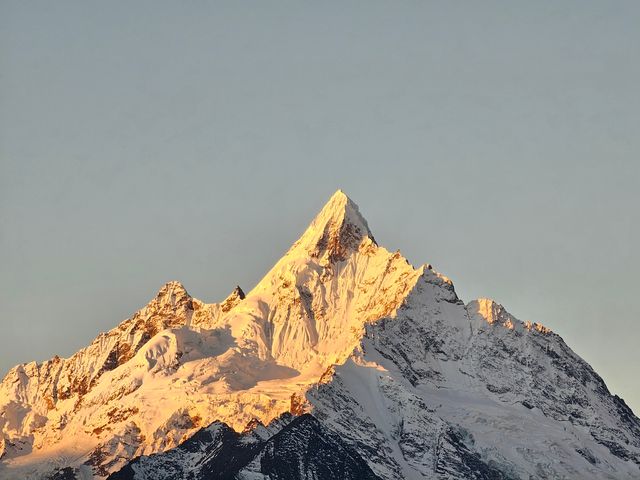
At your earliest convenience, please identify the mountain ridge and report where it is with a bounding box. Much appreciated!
[1,190,638,479]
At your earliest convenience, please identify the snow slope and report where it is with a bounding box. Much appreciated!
[1,190,639,479]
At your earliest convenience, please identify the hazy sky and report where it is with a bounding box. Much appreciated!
[1,1,639,413]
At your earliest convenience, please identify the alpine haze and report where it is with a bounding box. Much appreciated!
[2,0,639,418]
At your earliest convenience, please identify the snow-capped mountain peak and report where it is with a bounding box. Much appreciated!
[146,280,193,313]
[467,297,552,335]
[1,191,639,480]
[288,189,375,262]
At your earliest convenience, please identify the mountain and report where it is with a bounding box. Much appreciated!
[1,190,639,479]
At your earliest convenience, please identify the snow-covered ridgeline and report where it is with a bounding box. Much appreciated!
[1,190,638,480]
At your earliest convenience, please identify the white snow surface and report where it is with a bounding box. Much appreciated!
[0,190,639,479]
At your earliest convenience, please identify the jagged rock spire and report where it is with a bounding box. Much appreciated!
[230,285,245,300]
[221,285,245,312]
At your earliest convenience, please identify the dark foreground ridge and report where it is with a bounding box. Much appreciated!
[106,413,381,480]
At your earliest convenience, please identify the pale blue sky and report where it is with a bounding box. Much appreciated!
[1,1,639,412]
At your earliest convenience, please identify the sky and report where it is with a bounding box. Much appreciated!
[1,1,639,413]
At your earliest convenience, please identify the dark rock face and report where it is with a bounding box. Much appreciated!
[108,414,381,480]
[435,428,515,480]
[255,414,380,480]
